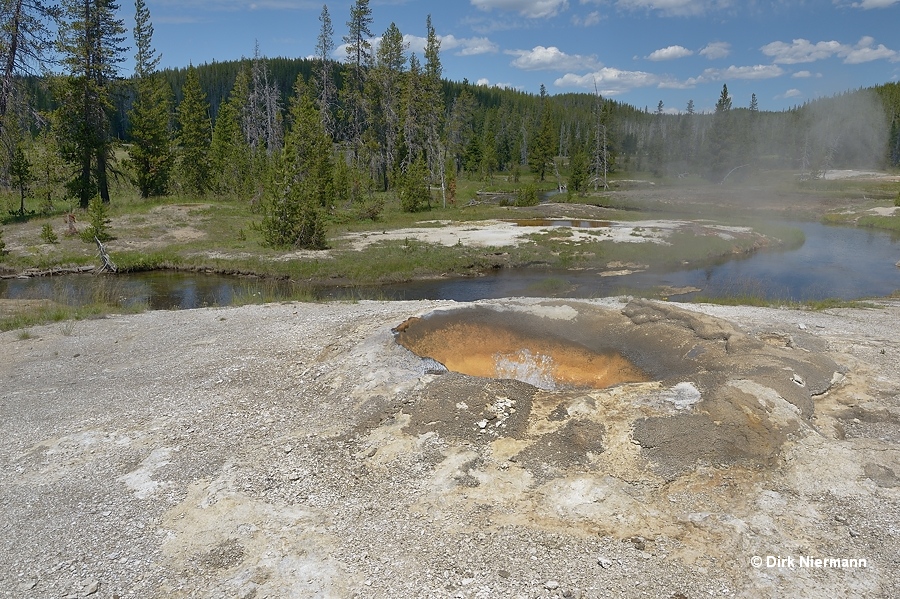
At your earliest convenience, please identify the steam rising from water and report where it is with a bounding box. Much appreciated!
[494,349,558,391]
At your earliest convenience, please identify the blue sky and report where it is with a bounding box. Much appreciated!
[135,0,900,113]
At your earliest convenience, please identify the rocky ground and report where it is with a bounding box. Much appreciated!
[2,297,899,598]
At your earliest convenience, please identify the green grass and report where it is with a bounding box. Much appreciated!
[857,215,900,233]
[3,168,892,321]
[1,303,119,333]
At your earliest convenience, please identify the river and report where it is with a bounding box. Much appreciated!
[2,222,898,309]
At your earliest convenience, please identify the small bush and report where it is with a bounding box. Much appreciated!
[355,196,385,221]
[259,176,327,250]
[399,158,431,213]
[0,227,6,255]
[80,196,113,243]
[895,191,899,207]
[514,184,539,207]
[41,223,58,244]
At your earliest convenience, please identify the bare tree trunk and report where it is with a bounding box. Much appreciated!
[0,0,24,122]
[94,237,117,273]
[97,148,110,203]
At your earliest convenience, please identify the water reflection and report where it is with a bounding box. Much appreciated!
[2,221,899,308]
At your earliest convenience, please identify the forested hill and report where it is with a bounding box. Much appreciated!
[152,56,900,175]
[158,57,540,123]
[21,51,898,178]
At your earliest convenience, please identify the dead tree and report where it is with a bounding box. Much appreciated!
[94,237,117,273]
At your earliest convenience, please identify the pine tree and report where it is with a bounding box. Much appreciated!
[369,21,406,190]
[529,84,556,181]
[1,0,58,124]
[31,128,67,213]
[398,155,430,213]
[706,83,734,181]
[568,143,588,193]
[715,84,732,113]
[9,143,32,215]
[175,66,212,195]
[55,0,127,207]
[446,87,476,174]
[283,76,334,209]
[80,194,113,242]
[128,0,173,197]
[343,0,373,162]
[209,93,251,197]
[313,4,337,139]
[422,15,446,205]
[260,77,331,249]
[260,156,327,250]
[591,90,611,190]
[480,111,498,181]
[402,53,425,166]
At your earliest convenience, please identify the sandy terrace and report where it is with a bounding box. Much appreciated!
[340,217,750,250]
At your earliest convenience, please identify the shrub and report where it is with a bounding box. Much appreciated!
[399,158,431,213]
[259,175,327,250]
[355,196,385,221]
[80,196,114,243]
[895,191,899,208]
[514,184,539,207]
[40,223,58,244]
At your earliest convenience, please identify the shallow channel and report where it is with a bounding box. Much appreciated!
[2,221,899,309]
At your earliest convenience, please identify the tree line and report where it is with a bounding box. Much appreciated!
[2,0,899,250]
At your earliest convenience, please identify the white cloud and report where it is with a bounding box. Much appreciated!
[437,35,500,56]
[612,0,734,17]
[678,64,785,88]
[507,45,602,71]
[760,39,845,64]
[658,78,698,89]
[646,45,694,61]
[845,0,900,8]
[340,33,497,61]
[554,67,661,95]
[844,36,899,63]
[470,0,570,18]
[476,78,516,89]
[702,64,786,80]
[778,88,803,99]
[761,36,898,64]
[792,70,813,78]
[699,42,731,59]
[572,10,602,25]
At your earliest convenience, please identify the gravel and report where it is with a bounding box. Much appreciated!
[2,297,899,598]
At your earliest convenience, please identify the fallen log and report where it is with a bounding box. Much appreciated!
[1,265,95,279]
